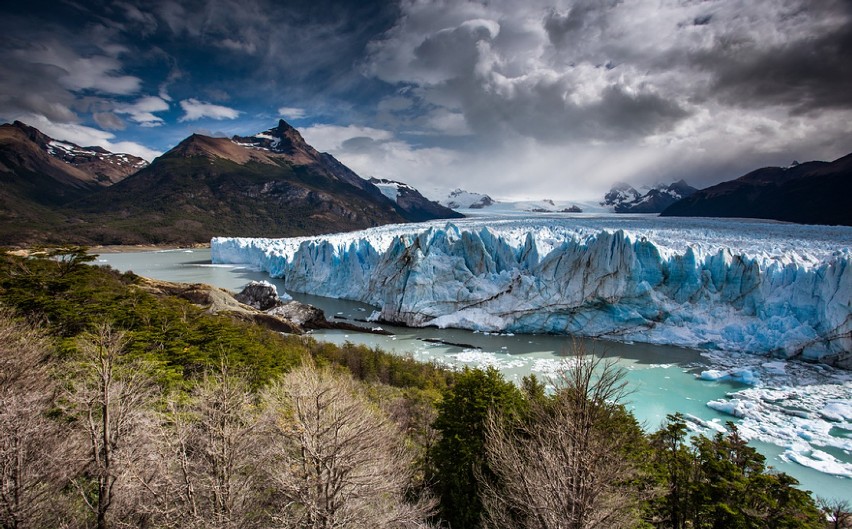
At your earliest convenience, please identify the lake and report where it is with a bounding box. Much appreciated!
[97,247,851,500]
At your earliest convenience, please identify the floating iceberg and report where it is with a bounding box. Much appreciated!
[212,216,852,362]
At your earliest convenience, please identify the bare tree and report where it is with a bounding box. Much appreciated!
[67,323,158,529]
[139,364,265,529]
[0,307,76,528]
[481,344,649,529]
[261,364,435,529]
[819,497,852,529]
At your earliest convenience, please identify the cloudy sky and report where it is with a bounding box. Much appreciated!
[2,0,850,200]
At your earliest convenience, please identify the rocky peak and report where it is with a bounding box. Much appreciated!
[231,119,319,163]
[601,182,641,208]
[10,120,52,147]
[602,179,698,213]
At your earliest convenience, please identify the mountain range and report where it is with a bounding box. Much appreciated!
[602,180,698,213]
[0,120,459,245]
[661,153,852,226]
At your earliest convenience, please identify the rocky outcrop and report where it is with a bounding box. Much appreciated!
[234,280,286,311]
[136,276,388,335]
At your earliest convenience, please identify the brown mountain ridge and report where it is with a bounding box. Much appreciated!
[0,120,461,246]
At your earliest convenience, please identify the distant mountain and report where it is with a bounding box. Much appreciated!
[437,188,495,210]
[0,120,462,245]
[662,153,852,226]
[601,182,641,211]
[369,178,462,221]
[602,180,698,213]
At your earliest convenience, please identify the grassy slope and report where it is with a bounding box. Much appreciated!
[0,250,453,391]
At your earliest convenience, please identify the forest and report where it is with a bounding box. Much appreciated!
[0,249,848,529]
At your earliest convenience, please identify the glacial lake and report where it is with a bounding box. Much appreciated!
[97,247,851,500]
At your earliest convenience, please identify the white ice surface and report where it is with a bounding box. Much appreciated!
[212,216,852,361]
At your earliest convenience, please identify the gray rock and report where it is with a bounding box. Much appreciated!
[235,280,282,311]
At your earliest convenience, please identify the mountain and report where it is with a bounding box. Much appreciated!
[600,182,641,211]
[0,121,146,203]
[437,188,495,210]
[0,121,148,243]
[57,120,461,244]
[661,153,852,226]
[0,120,464,246]
[602,180,698,213]
[369,178,462,221]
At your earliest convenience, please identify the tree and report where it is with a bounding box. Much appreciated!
[0,307,75,528]
[649,414,699,529]
[431,367,526,529]
[480,348,651,529]
[261,364,435,528]
[649,416,824,529]
[67,323,159,529]
[140,363,265,529]
[819,497,852,529]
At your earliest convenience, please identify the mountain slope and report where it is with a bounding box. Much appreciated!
[0,121,146,204]
[661,153,852,226]
[0,120,461,245]
[437,188,495,210]
[0,121,148,243]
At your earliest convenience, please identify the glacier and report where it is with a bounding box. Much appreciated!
[211,216,852,363]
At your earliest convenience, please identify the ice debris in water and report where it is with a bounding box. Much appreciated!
[699,350,852,478]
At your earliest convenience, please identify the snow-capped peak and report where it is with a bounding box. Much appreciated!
[438,188,495,209]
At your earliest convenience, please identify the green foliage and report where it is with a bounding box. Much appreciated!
[431,367,526,529]
[648,413,824,529]
[312,340,455,391]
[0,253,307,387]
[0,252,459,394]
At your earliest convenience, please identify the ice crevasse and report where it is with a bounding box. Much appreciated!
[211,219,852,362]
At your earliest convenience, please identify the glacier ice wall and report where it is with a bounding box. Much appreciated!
[212,218,852,361]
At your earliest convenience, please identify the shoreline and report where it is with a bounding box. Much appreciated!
[90,242,210,254]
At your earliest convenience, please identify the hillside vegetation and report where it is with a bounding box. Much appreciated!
[0,249,844,528]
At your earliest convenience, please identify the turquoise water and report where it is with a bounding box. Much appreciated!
[98,248,851,499]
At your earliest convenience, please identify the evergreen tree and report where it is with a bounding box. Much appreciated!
[431,367,525,529]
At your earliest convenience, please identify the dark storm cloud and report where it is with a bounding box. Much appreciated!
[341,136,383,153]
[698,22,852,113]
[0,0,402,156]
[2,0,852,197]
[453,72,689,144]
[0,56,78,123]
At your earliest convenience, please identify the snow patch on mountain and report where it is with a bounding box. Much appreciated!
[369,178,417,203]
